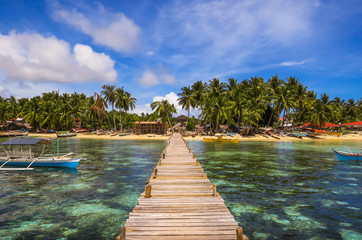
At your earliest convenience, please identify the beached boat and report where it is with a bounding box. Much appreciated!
[118,132,132,136]
[56,131,77,138]
[0,138,82,170]
[203,134,238,143]
[0,131,28,137]
[291,132,307,138]
[326,132,345,136]
[332,148,361,161]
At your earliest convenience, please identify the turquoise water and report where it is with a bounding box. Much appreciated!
[188,140,362,240]
[0,139,361,239]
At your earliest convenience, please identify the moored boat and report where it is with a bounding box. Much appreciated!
[203,134,238,143]
[0,138,82,170]
[332,148,361,161]
[56,131,77,138]
[291,132,307,138]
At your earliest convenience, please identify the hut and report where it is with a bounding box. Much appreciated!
[175,115,188,126]
[133,121,168,135]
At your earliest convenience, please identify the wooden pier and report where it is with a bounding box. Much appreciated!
[117,133,248,240]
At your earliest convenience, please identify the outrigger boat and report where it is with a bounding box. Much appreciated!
[56,131,77,138]
[203,134,238,143]
[332,147,361,161]
[0,138,82,170]
[291,132,307,138]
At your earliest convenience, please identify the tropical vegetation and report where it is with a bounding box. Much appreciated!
[0,76,360,133]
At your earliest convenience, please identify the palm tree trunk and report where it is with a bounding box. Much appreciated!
[119,111,123,132]
[267,107,274,127]
[185,109,190,130]
[112,108,117,131]
[124,111,127,130]
[167,113,174,134]
[237,115,240,133]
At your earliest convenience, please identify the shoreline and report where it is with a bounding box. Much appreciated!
[27,133,362,142]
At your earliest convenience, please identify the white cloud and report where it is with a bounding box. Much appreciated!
[53,7,141,53]
[132,103,152,115]
[0,84,6,95]
[280,61,306,66]
[149,0,320,82]
[153,92,180,111]
[139,68,178,86]
[139,69,160,86]
[0,31,117,83]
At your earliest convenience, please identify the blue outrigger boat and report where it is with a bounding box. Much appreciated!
[0,138,82,170]
[332,148,361,161]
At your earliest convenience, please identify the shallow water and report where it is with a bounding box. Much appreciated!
[0,139,361,239]
[188,140,362,240]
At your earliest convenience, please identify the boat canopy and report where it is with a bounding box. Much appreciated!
[1,138,48,145]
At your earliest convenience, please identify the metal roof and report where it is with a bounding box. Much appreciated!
[1,138,48,145]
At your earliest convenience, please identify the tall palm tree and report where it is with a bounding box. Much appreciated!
[151,99,176,134]
[226,84,245,132]
[191,80,207,108]
[89,92,107,128]
[178,86,196,129]
[20,96,42,131]
[115,87,126,131]
[208,78,226,99]
[213,95,228,132]
[266,75,284,126]
[123,91,136,128]
[101,85,117,131]
[200,97,214,135]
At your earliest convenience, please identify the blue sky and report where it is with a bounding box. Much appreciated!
[0,0,361,115]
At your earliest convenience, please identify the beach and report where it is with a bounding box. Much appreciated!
[28,132,362,142]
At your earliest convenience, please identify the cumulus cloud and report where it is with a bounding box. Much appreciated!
[53,7,141,53]
[139,69,178,86]
[139,69,160,86]
[0,31,117,83]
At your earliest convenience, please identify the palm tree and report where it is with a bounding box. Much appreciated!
[208,78,226,99]
[151,99,176,134]
[89,92,107,128]
[123,91,136,129]
[266,75,284,126]
[309,99,332,127]
[213,95,228,132]
[20,96,42,131]
[226,84,245,132]
[200,97,214,135]
[178,86,196,129]
[101,85,117,131]
[115,87,126,131]
[0,101,10,129]
[191,80,207,108]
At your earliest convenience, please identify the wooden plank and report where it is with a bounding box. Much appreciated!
[116,133,248,240]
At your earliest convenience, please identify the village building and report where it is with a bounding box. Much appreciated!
[133,121,168,135]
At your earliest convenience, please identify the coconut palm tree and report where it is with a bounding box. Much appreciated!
[178,86,196,129]
[191,80,207,108]
[151,99,176,134]
[226,84,245,132]
[200,97,214,135]
[308,99,332,127]
[89,92,107,128]
[0,101,10,129]
[213,95,228,132]
[101,85,118,131]
[122,90,136,130]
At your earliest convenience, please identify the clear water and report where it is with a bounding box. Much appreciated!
[0,139,361,239]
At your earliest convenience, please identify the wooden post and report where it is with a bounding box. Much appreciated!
[145,184,151,198]
[159,158,162,166]
[236,226,243,240]
[116,226,126,240]
[212,184,217,197]
[196,159,200,165]
[193,153,196,159]
[153,168,158,178]
[201,169,204,177]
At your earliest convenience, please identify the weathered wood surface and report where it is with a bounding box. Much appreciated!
[117,133,248,240]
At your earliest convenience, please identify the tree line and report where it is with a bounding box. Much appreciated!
[0,85,136,131]
[176,76,361,133]
[0,76,361,132]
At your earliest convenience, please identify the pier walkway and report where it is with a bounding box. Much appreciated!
[117,133,248,240]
